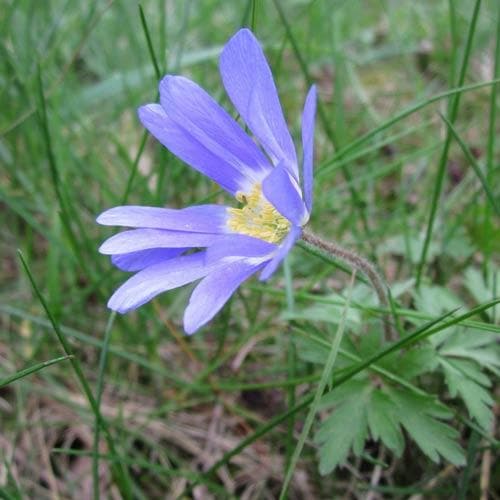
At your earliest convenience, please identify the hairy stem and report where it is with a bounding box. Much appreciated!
[302,229,394,339]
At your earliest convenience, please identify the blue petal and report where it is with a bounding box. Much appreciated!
[260,225,301,281]
[219,29,298,178]
[183,259,262,334]
[302,85,316,213]
[111,248,185,272]
[99,228,222,255]
[108,252,222,313]
[97,205,228,233]
[160,76,271,186]
[138,104,250,195]
[206,234,275,264]
[262,161,307,226]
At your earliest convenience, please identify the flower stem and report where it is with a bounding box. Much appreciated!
[301,229,394,339]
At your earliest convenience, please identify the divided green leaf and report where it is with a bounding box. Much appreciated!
[315,379,371,475]
[315,380,465,474]
[413,284,499,429]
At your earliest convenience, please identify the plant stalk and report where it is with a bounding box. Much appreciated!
[302,229,394,339]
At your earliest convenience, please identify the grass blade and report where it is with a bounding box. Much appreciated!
[416,0,482,286]
[438,111,499,214]
[0,355,73,388]
[121,5,163,204]
[279,271,356,499]
[317,77,500,178]
[36,65,99,283]
[139,4,162,80]
[283,258,297,470]
[17,250,133,499]
[484,3,500,269]
[93,312,116,500]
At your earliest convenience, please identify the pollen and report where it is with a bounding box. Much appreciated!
[227,184,291,244]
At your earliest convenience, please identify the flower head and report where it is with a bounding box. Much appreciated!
[97,28,316,334]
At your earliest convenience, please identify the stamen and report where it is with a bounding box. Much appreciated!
[227,184,290,244]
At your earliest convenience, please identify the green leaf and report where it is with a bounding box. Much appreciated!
[294,325,359,367]
[440,358,493,431]
[446,358,490,387]
[434,318,498,429]
[443,227,475,261]
[392,344,438,380]
[463,267,500,322]
[285,297,361,330]
[380,234,439,265]
[441,327,500,352]
[293,331,334,365]
[319,378,370,410]
[390,279,417,299]
[414,285,464,318]
[315,381,372,475]
[414,286,464,345]
[357,328,384,358]
[387,388,465,465]
[438,327,500,376]
[367,390,405,456]
[380,229,474,265]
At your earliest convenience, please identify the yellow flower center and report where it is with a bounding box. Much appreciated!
[227,184,291,244]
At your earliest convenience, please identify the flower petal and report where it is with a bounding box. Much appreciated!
[206,234,275,264]
[262,161,307,226]
[108,252,220,313]
[111,248,185,272]
[219,29,298,178]
[302,85,316,212]
[99,228,221,255]
[138,104,250,195]
[260,225,301,281]
[97,205,228,233]
[160,75,271,186]
[183,260,262,334]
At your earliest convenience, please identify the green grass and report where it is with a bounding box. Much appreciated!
[1,0,499,498]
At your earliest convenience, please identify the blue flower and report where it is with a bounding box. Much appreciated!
[97,28,316,334]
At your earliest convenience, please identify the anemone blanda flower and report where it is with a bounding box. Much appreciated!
[97,28,316,334]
